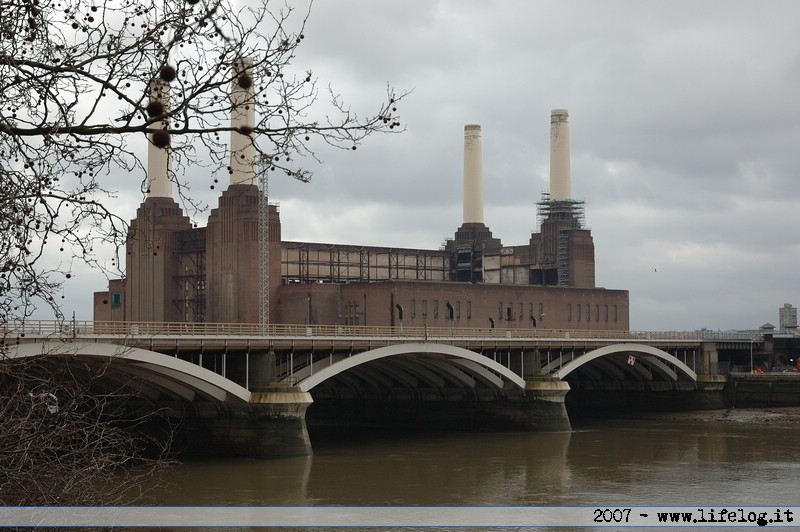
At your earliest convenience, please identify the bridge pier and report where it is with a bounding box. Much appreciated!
[174,386,313,458]
[243,385,314,457]
[523,378,572,431]
[200,349,313,458]
[695,375,728,409]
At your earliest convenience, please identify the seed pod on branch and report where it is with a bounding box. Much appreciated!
[146,100,165,118]
[151,129,170,148]
[159,65,176,82]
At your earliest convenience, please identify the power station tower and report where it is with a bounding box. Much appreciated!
[530,109,595,288]
[446,124,502,282]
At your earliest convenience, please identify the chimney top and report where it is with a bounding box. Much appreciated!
[551,109,569,122]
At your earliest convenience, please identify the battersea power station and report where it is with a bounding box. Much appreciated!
[94,72,629,331]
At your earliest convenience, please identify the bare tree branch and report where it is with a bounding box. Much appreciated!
[1,0,407,507]
[0,350,176,506]
[1,0,408,320]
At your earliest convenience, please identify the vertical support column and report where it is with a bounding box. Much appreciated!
[700,342,719,375]
[531,349,543,376]
[248,349,276,391]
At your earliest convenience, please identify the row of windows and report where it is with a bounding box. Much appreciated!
[398,300,618,324]
[497,302,545,322]
[401,300,546,324]
[567,303,617,323]
[407,299,472,320]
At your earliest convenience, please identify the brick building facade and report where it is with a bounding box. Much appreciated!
[94,109,629,331]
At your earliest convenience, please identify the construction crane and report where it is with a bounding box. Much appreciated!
[258,155,269,329]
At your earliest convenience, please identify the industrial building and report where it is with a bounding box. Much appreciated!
[94,63,629,331]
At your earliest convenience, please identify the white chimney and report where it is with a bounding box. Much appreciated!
[230,57,257,186]
[549,109,571,201]
[146,79,172,198]
[463,124,484,224]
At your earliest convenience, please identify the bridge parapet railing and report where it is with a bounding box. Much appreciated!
[1,320,763,343]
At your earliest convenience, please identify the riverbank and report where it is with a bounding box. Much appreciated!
[641,406,800,425]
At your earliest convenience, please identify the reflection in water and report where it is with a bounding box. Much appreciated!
[153,420,800,509]
[162,455,314,506]
[303,431,572,506]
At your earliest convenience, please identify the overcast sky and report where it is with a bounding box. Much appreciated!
[64,0,800,332]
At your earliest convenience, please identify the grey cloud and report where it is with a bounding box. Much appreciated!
[68,0,800,331]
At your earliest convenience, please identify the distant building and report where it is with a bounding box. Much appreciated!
[94,75,628,331]
[779,303,798,333]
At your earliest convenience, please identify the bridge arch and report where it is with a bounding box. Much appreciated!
[9,341,251,403]
[553,343,697,382]
[296,342,527,392]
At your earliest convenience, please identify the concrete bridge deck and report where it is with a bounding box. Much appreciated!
[3,319,759,348]
[4,320,760,391]
[2,320,768,457]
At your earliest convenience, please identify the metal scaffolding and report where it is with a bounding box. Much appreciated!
[258,157,269,328]
[536,192,586,231]
[537,192,587,287]
[280,242,450,284]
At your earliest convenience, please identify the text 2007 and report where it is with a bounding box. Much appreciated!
[593,508,631,523]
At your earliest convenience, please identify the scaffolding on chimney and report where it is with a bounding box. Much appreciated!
[258,155,269,328]
[558,229,570,286]
[536,192,586,231]
[536,192,586,287]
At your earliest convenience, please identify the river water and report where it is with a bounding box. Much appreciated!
[150,417,799,528]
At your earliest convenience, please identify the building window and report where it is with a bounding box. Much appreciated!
[411,299,416,318]
[455,300,461,319]
[519,303,523,322]
[433,300,439,319]
[110,291,122,309]
[568,304,572,321]
[604,304,609,322]
[345,301,357,325]
[595,304,600,322]
[576,304,581,322]
[539,303,544,320]
[422,300,427,319]
[467,301,472,319]
[613,304,618,322]
[498,302,503,320]
[586,304,591,323]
